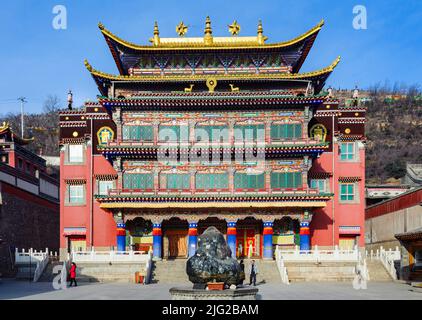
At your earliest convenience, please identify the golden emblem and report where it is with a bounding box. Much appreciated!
[310,124,327,142]
[229,20,241,36]
[176,22,188,37]
[97,127,115,145]
[206,78,218,93]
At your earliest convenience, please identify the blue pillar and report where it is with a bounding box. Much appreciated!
[188,222,198,257]
[153,223,162,259]
[300,222,311,251]
[116,223,126,252]
[227,222,237,258]
[263,221,274,260]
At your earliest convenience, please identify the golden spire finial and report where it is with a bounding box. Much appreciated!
[204,16,213,45]
[153,21,160,46]
[257,20,268,45]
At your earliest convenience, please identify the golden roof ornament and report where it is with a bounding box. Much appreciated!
[204,16,213,45]
[229,20,241,36]
[176,21,188,37]
[152,21,160,46]
[257,20,268,45]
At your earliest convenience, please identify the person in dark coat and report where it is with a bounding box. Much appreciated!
[69,262,78,287]
[248,260,259,286]
[239,259,245,285]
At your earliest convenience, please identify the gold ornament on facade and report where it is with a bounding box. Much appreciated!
[310,124,327,142]
[176,22,188,37]
[229,84,240,92]
[72,131,79,138]
[206,77,218,92]
[184,84,194,92]
[229,20,241,36]
[345,128,351,134]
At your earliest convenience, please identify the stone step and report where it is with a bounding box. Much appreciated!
[366,260,393,281]
[284,261,357,282]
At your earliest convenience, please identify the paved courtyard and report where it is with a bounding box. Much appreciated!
[0,280,421,300]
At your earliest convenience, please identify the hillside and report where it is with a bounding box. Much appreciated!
[0,89,420,184]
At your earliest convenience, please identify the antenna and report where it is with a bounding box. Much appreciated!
[17,97,27,138]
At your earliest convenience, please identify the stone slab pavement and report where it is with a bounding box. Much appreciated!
[0,280,421,300]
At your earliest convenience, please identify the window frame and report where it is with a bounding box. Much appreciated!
[339,182,359,203]
[97,180,115,196]
[339,142,357,162]
[310,179,328,193]
[66,184,86,206]
[66,144,85,165]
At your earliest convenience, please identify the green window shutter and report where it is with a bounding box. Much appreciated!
[294,124,302,138]
[294,172,302,188]
[257,174,265,188]
[123,126,130,140]
[123,174,131,189]
[271,125,278,139]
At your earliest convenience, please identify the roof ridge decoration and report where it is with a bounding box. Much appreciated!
[97,18,324,50]
[84,56,340,82]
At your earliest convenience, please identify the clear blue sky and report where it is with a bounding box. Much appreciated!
[0,0,421,114]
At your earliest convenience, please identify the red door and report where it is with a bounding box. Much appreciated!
[236,229,256,258]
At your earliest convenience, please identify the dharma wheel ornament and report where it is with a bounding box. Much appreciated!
[229,20,241,36]
[176,21,188,37]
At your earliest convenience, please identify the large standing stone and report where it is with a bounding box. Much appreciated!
[186,227,244,286]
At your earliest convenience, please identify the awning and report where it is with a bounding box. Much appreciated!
[63,227,87,236]
[339,226,361,235]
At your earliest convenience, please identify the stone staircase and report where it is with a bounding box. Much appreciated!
[366,260,393,281]
[15,263,36,280]
[151,259,190,284]
[70,262,148,283]
[243,260,281,284]
[285,261,356,282]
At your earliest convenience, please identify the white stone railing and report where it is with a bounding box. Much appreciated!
[275,246,289,285]
[277,245,359,262]
[71,249,151,263]
[366,246,400,280]
[15,248,58,282]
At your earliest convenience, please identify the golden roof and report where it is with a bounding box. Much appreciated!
[98,18,325,51]
[84,56,340,82]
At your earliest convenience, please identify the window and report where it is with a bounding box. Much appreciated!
[271,124,302,140]
[310,179,327,193]
[164,173,190,190]
[159,125,189,142]
[196,173,229,190]
[195,126,229,143]
[123,173,154,190]
[271,172,302,189]
[122,126,154,141]
[340,142,356,161]
[18,158,23,169]
[26,162,31,174]
[68,185,85,204]
[98,181,114,195]
[68,145,84,163]
[234,124,265,142]
[234,173,265,189]
[340,183,355,202]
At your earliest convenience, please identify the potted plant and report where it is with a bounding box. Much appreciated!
[207,279,225,291]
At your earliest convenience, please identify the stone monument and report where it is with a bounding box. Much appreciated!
[170,227,258,300]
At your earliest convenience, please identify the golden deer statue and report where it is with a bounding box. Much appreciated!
[229,84,240,92]
[184,84,194,93]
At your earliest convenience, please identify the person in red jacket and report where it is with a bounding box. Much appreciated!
[69,262,78,287]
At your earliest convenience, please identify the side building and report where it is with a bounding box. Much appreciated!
[59,18,366,260]
[0,123,59,276]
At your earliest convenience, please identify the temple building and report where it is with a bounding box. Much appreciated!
[59,18,366,260]
[0,123,59,276]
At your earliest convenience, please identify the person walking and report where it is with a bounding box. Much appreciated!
[69,262,78,287]
[248,260,258,286]
[239,259,245,285]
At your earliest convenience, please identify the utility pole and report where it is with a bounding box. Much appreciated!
[17,97,27,138]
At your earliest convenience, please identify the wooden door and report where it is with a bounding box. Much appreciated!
[69,237,86,252]
[339,237,355,250]
[167,230,188,258]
